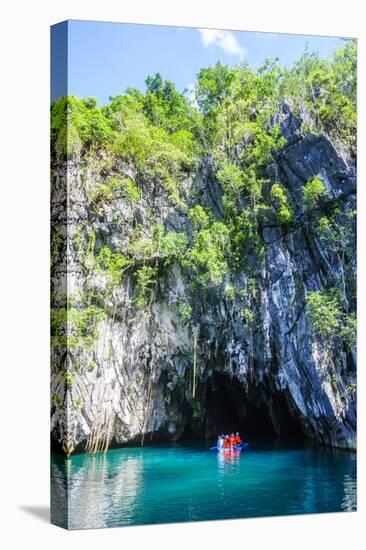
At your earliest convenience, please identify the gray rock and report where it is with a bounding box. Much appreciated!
[51,107,356,455]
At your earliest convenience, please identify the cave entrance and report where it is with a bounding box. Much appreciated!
[204,372,303,443]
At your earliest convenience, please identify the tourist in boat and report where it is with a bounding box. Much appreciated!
[234,432,241,445]
[217,435,224,449]
[223,435,230,448]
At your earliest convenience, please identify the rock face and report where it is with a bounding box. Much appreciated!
[51,108,356,454]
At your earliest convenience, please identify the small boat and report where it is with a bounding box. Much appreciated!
[210,442,249,451]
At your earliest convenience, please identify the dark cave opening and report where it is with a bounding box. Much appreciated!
[202,372,304,443]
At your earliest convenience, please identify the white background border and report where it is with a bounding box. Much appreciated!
[0,1,364,548]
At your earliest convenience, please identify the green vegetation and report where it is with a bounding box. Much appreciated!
[91,175,140,205]
[279,40,357,151]
[51,96,115,157]
[270,183,293,224]
[62,371,75,387]
[224,285,236,301]
[306,288,356,349]
[316,207,356,302]
[185,222,230,287]
[188,205,210,231]
[52,394,64,408]
[318,215,331,233]
[217,162,245,201]
[346,383,357,395]
[51,306,106,350]
[50,41,356,343]
[306,289,340,339]
[73,396,85,411]
[302,175,327,208]
[135,265,158,308]
[128,224,188,266]
[242,307,256,324]
[178,301,192,324]
[155,227,188,265]
[51,40,356,167]
[51,76,200,204]
[51,42,356,279]
[50,41,357,458]
[95,245,130,285]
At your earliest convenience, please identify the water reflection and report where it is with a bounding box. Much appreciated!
[52,450,143,529]
[217,448,242,468]
[342,474,357,512]
[51,443,356,529]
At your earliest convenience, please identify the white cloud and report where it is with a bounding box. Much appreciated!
[199,29,246,59]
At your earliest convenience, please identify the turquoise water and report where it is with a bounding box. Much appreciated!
[51,441,356,529]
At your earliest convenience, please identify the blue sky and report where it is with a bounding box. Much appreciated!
[51,20,347,104]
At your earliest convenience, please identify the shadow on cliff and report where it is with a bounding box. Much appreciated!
[203,371,304,443]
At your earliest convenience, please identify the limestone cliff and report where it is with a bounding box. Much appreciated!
[51,103,356,455]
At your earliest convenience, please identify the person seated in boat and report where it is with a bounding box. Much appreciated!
[223,435,231,448]
[234,432,241,445]
[230,433,236,446]
[217,435,224,449]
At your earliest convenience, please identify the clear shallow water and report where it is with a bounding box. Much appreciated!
[51,441,356,529]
